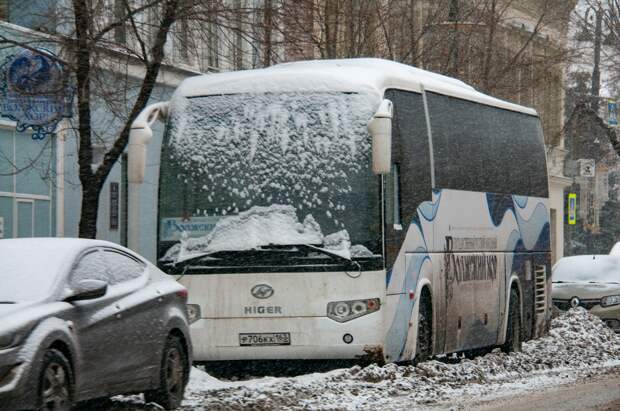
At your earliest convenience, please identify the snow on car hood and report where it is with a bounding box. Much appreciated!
[552,255,620,284]
[0,301,71,339]
[0,302,28,318]
[552,281,620,300]
[162,204,373,263]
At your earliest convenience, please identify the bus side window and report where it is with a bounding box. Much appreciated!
[384,89,432,269]
[427,92,548,197]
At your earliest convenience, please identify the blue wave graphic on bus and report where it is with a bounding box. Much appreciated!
[384,250,429,361]
[418,194,442,221]
[513,195,529,208]
[384,189,549,362]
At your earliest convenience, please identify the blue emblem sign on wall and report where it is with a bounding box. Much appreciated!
[0,48,74,140]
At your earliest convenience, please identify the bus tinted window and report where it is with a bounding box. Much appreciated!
[427,92,548,197]
[384,89,432,269]
[385,89,432,226]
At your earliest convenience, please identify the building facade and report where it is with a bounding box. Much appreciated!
[0,1,201,262]
[269,0,576,263]
[0,0,578,265]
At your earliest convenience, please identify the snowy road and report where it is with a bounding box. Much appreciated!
[111,308,619,410]
[449,370,620,411]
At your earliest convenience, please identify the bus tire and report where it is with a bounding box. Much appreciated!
[413,291,433,365]
[501,288,522,353]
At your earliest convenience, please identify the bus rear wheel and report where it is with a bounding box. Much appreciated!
[501,288,522,353]
[413,292,433,365]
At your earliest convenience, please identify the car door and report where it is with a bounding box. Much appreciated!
[67,247,131,398]
[99,248,162,391]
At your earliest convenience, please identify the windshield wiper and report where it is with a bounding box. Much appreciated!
[164,244,363,273]
[165,247,308,270]
[0,301,15,304]
[294,244,359,266]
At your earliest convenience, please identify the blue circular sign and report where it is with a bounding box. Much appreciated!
[0,48,74,139]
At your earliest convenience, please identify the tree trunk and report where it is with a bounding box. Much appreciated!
[263,0,273,67]
[79,181,103,239]
[73,0,96,239]
[591,6,603,112]
[72,0,178,239]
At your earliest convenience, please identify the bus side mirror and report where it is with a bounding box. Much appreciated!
[128,102,169,183]
[368,99,393,175]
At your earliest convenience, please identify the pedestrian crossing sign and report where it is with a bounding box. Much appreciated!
[609,100,618,127]
[568,193,577,225]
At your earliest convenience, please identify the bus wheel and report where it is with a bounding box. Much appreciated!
[501,288,522,353]
[413,292,433,365]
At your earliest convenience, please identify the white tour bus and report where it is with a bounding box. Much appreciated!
[128,58,551,365]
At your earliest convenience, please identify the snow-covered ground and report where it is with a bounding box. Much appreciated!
[114,308,619,410]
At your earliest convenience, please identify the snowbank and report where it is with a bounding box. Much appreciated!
[112,308,618,410]
[180,308,619,410]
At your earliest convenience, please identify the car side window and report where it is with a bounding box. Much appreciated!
[103,250,146,285]
[70,249,108,287]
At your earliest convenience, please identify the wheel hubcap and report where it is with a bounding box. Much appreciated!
[42,362,69,410]
[165,348,184,400]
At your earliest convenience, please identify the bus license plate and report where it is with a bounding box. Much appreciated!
[239,332,291,346]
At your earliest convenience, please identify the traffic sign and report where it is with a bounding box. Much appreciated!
[578,159,595,177]
[609,100,618,126]
[568,193,577,225]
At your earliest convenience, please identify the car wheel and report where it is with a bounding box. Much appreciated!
[38,349,73,411]
[144,335,188,410]
[501,288,522,353]
[413,292,433,365]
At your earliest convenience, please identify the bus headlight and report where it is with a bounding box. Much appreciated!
[186,304,201,324]
[601,295,620,307]
[327,298,380,322]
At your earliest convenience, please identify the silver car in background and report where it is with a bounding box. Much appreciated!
[611,241,620,256]
[0,238,192,410]
[552,254,620,333]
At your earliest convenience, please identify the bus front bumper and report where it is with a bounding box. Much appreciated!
[190,313,384,362]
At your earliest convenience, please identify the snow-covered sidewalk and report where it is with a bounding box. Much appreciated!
[115,308,620,410]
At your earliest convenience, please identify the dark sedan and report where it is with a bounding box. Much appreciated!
[0,238,192,410]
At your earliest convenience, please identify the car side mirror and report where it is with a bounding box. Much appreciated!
[368,99,393,175]
[65,280,108,302]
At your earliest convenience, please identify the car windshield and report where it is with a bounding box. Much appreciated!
[0,241,68,301]
[157,91,382,273]
[553,255,620,284]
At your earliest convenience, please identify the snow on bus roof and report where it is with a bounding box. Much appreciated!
[175,58,538,116]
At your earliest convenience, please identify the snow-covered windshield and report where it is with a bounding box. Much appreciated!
[0,241,67,301]
[158,91,382,272]
[553,255,620,284]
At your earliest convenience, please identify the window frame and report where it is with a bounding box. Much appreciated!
[101,247,147,285]
[69,247,107,287]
